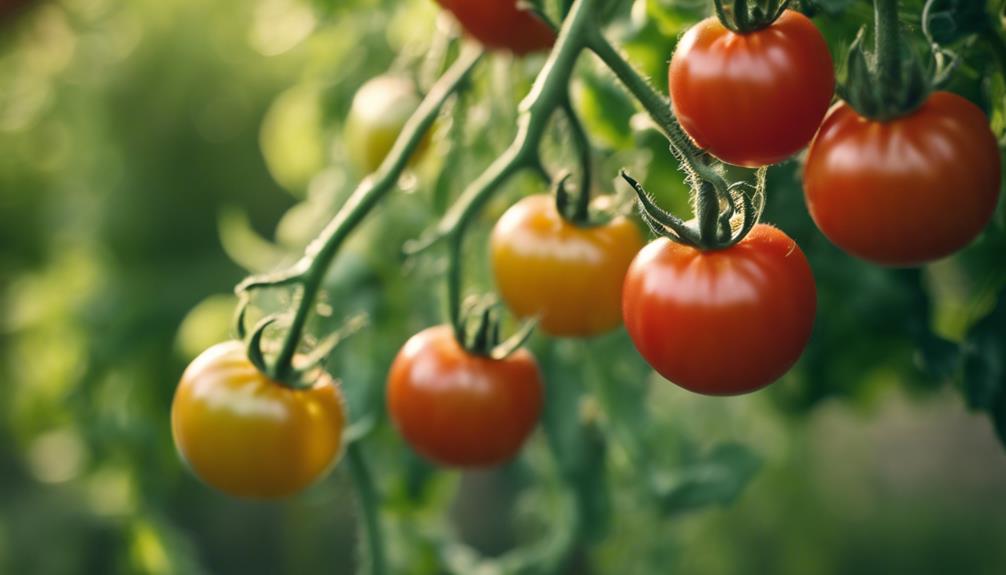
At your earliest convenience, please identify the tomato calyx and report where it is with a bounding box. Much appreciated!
[620,170,764,251]
[454,295,537,359]
[713,0,791,33]
[839,0,935,122]
[234,294,367,390]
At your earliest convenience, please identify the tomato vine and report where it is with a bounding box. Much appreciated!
[166,0,1006,573]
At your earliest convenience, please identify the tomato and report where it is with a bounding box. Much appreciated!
[387,325,543,467]
[668,10,834,167]
[491,194,644,337]
[804,92,1002,266]
[434,0,555,55]
[344,75,424,174]
[622,225,817,396]
[172,342,346,498]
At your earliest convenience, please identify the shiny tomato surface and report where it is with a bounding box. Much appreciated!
[491,195,644,337]
[622,225,817,395]
[434,0,555,55]
[669,10,834,167]
[387,325,543,467]
[172,341,346,498]
[804,92,1002,266]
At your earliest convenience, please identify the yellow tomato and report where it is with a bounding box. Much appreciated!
[171,341,346,498]
[491,195,644,337]
[344,75,424,174]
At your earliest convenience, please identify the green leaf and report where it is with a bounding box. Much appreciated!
[962,291,1006,412]
[653,443,762,515]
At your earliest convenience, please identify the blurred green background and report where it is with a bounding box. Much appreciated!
[2,0,1006,573]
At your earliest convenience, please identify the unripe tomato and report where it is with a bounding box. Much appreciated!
[344,75,424,174]
[623,225,817,396]
[172,342,346,498]
[491,194,644,337]
[387,325,543,467]
[434,0,555,55]
[804,92,1002,266]
[669,10,834,167]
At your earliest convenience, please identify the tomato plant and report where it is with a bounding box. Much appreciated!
[344,75,425,174]
[491,194,644,337]
[668,9,834,167]
[622,224,817,396]
[804,92,1002,266]
[172,341,346,498]
[386,325,543,467]
[434,0,555,55]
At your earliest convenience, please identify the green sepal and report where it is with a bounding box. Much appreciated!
[838,28,933,122]
[713,0,790,33]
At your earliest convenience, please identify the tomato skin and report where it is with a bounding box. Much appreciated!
[387,325,543,467]
[622,225,816,396]
[345,75,424,174]
[804,92,1002,266]
[491,195,644,337]
[172,342,346,498]
[669,10,834,167]
[434,0,555,55]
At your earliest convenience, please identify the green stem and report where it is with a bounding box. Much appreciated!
[585,30,729,198]
[439,0,599,338]
[346,444,386,575]
[266,48,483,381]
[561,98,593,224]
[875,0,901,102]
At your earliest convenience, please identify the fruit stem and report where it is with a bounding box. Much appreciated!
[875,0,902,102]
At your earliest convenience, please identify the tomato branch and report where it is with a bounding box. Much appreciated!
[235,47,484,383]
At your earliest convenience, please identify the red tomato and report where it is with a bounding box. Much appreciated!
[669,10,834,167]
[622,225,817,396]
[387,325,543,467]
[804,92,1002,266]
[491,195,644,337]
[434,0,555,55]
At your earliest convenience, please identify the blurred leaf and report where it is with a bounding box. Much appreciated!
[653,443,762,516]
[962,290,1006,412]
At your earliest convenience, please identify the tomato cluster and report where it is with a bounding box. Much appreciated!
[173,1,1004,498]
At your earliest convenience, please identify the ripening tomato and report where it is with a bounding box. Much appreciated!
[387,325,543,467]
[623,225,817,396]
[434,0,555,55]
[345,75,424,174]
[172,342,346,498]
[491,194,644,337]
[669,10,834,167]
[804,92,1002,266]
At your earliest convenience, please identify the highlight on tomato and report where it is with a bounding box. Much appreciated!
[433,0,555,55]
[344,75,424,174]
[622,224,817,396]
[803,92,1002,267]
[490,194,644,337]
[386,325,543,467]
[171,341,347,499]
[668,9,834,167]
